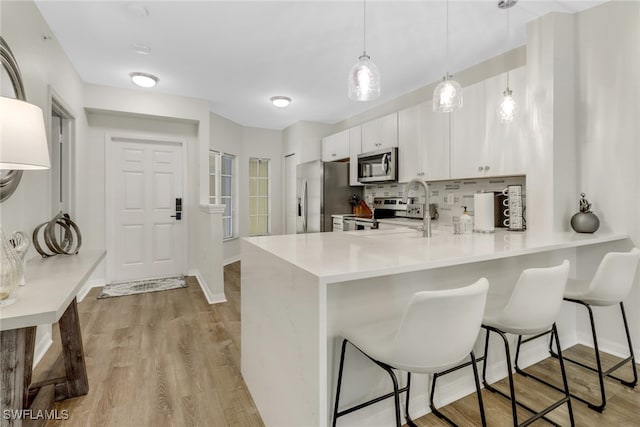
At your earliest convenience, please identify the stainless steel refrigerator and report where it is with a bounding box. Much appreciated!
[296,161,362,233]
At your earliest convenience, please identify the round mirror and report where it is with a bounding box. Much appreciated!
[1,36,27,202]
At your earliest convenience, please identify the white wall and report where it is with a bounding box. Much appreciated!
[209,113,284,263]
[574,1,640,354]
[0,0,89,363]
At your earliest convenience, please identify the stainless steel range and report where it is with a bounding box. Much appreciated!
[373,197,436,221]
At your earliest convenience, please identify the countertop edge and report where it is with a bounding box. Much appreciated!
[244,233,629,285]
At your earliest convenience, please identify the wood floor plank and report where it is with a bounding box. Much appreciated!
[35,262,638,426]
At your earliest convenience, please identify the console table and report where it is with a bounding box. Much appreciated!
[0,250,105,427]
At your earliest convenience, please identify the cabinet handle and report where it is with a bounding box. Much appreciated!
[478,166,484,172]
[332,153,336,157]
[485,165,490,171]
[375,142,381,147]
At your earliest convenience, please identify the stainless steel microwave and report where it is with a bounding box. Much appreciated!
[357,147,398,183]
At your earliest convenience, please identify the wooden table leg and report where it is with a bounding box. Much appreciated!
[1,326,36,427]
[56,297,88,400]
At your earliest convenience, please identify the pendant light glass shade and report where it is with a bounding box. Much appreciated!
[497,88,516,123]
[348,0,380,101]
[433,74,463,112]
[348,53,380,101]
[433,0,462,112]
[497,0,517,124]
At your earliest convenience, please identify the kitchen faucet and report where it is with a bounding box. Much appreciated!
[402,178,432,238]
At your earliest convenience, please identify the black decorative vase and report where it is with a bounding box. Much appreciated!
[571,211,600,233]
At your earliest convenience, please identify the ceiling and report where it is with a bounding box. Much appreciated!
[34,1,604,130]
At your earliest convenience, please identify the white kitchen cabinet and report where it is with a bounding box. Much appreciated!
[399,102,450,183]
[322,129,350,162]
[362,112,398,153]
[348,126,363,186]
[483,66,527,176]
[450,67,527,179]
[422,102,450,181]
[398,104,423,183]
[450,80,487,179]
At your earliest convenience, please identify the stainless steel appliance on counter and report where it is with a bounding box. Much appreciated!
[372,197,439,221]
[343,217,377,231]
[357,147,398,183]
[297,161,363,233]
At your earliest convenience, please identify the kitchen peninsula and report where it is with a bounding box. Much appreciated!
[241,228,629,426]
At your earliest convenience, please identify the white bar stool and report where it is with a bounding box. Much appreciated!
[481,260,574,426]
[528,248,639,412]
[332,278,489,427]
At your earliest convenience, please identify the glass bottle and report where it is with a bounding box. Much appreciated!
[0,227,23,305]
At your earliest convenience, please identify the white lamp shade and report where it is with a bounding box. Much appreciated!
[0,97,50,170]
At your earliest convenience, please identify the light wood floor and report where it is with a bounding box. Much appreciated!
[37,262,639,426]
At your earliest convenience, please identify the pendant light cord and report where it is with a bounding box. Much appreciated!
[506,6,510,88]
[363,0,367,55]
[445,0,449,73]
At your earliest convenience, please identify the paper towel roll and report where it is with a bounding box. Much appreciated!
[474,193,495,233]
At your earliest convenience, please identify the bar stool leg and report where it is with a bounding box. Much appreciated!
[404,372,418,427]
[617,302,638,387]
[551,324,575,427]
[332,339,348,427]
[470,350,488,427]
[380,365,402,427]
[429,351,486,427]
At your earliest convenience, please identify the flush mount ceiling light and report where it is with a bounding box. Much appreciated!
[348,0,380,102]
[270,96,291,108]
[130,72,158,88]
[433,0,462,112]
[132,43,151,55]
[497,0,518,123]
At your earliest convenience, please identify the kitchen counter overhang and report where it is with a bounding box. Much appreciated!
[243,228,628,284]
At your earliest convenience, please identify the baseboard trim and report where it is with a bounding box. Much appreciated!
[77,278,105,302]
[33,331,53,368]
[577,333,639,360]
[188,269,227,305]
[223,256,240,266]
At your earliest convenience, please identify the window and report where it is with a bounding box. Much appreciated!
[209,150,235,239]
[249,158,270,235]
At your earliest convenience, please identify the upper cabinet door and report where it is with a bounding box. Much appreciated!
[321,129,350,162]
[362,112,398,153]
[450,80,487,179]
[484,66,527,176]
[421,102,450,181]
[349,126,363,186]
[398,104,423,183]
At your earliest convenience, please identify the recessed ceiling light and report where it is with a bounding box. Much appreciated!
[270,96,291,108]
[132,43,151,55]
[130,72,158,88]
[127,4,149,17]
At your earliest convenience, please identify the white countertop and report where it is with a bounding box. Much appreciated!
[0,250,106,331]
[243,229,628,284]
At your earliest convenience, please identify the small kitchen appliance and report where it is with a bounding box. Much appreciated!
[357,147,398,183]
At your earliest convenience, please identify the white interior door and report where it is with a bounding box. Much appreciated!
[284,153,297,234]
[109,138,184,283]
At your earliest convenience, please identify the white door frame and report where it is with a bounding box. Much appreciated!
[105,132,189,284]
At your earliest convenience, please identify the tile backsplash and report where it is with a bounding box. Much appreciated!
[365,176,526,226]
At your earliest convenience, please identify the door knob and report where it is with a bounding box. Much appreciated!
[170,212,182,220]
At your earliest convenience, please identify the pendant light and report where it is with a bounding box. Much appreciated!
[348,0,380,101]
[497,0,518,123]
[433,0,462,112]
